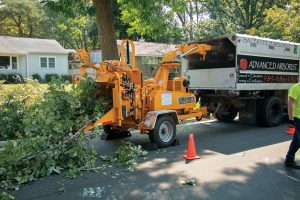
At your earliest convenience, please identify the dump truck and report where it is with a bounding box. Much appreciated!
[77,40,211,147]
[182,34,300,127]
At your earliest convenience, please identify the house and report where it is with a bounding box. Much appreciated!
[117,40,176,78]
[0,36,69,79]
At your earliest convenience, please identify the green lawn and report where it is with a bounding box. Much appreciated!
[1,83,73,91]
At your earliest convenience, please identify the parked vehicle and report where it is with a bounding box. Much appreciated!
[182,34,300,127]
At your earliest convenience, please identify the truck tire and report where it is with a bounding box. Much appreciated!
[260,96,283,127]
[151,115,176,148]
[215,105,238,122]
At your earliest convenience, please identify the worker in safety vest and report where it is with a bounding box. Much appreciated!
[284,82,300,169]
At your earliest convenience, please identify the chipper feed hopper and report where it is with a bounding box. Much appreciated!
[77,40,211,147]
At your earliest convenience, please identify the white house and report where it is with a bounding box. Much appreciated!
[117,40,176,78]
[0,36,69,79]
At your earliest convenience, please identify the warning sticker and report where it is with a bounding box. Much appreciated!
[162,92,172,106]
[178,96,194,105]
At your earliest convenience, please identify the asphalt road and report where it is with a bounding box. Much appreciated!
[11,119,300,200]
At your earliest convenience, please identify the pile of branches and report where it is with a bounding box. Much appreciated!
[0,79,46,140]
[0,77,108,190]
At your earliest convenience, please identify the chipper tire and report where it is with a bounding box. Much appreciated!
[150,115,176,148]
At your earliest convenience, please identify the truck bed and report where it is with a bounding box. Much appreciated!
[182,34,300,91]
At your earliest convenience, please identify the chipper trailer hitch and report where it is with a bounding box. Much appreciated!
[75,40,212,148]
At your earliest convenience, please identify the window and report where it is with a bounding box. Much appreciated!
[40,57,47,68]
[40,57,56,68]
[49,58,55,68]
[0,56,18,70]
[11,57,17,69]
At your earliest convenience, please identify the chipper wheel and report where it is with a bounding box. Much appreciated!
[148,115,176,148]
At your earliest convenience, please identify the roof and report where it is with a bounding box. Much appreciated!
[0,36,69,54]
[117,40,176,57]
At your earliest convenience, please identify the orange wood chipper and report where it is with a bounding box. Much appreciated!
[76,40,211,148]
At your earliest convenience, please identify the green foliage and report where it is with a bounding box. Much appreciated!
[247,0,300,42]
[61,74,73,83]
[74,75,112,120]
[0,77,106,189]
[42,0,98,50]
[204,0,290,34]
[102,141,147,171]
[31,73,42,82]
[0,134,96,189]
[0,74,8,81]
[0,96,24,140]
[41,0,95,18]
[49,14,98,50]
[117,0,183,42]
[0,79,46,140]
[0,192,15,200]
[0,0,48,37]
[6,73,23,84]
[45,74,60,82]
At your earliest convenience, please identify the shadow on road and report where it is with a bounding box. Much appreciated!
[11,120,298,200]
[12,157,300,200]
[129,120,292,155]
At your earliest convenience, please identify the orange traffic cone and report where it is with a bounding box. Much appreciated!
[183,133,200,160]
[286,127,295,135]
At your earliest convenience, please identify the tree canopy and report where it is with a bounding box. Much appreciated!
[247,0,300,42]
[0,0,48,37]
[0,0,299,59]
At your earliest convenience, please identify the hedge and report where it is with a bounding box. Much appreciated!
[61,74,73,83]
[45,74,60,82]
[31,73,42,82]
[0,73,24,84]
[0,74,7,81]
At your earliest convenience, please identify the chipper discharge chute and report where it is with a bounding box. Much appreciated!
[77,40,211,148]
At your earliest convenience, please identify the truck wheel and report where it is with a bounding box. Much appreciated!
[152,116,176,148]
[215,105,238,122]
[260,96,283,127]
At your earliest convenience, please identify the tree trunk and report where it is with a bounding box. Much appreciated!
[92,0,119,60]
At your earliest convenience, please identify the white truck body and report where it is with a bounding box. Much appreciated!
[182,34,300,90]
[182,34,300,126]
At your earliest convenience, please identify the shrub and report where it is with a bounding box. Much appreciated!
[45,74,59,82]
[61,74,72,83]
[31,73,42,82]
[6,73,23,84]
[0,74,7,82]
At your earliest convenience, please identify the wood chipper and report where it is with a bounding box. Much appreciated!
[76,40,211,148]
